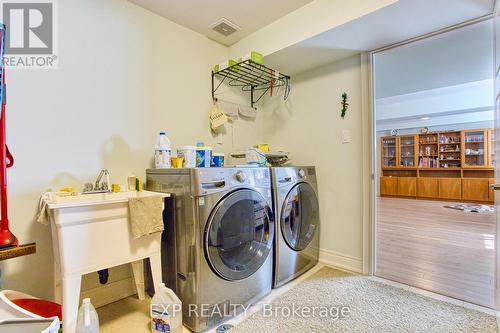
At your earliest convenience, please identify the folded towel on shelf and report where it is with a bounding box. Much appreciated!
[128,196,164,238]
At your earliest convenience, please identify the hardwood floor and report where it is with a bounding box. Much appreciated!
[376,197,495,308]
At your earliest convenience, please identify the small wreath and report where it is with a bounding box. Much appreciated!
[341,93,349,119]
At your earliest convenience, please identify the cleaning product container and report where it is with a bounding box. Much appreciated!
[155,132,172,169]
[196,146,213,168]
[177,146,196,168]
[151,283,182,333]
[211,153,225,167]
[75,298,99,333]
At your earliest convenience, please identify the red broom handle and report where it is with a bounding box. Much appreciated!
[0,68,7,230]
[0,27,17,248]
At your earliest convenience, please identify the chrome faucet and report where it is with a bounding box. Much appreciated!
[83,168,111,194]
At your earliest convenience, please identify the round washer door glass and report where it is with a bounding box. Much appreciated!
[205,189,274,281]
[281,183,319,251]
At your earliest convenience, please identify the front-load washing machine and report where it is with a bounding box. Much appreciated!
[271,166,320,288]
[146,167,274,332]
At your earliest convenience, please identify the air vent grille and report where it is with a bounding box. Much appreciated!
[210,18,240,37]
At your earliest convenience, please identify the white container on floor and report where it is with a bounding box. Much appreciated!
[151,283,182,333]
[76,298,99,333]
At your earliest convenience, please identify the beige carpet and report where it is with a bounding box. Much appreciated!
[230,267,498,333]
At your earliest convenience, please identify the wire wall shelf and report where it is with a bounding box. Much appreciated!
[211,59,290,108]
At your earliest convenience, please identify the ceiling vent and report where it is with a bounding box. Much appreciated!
[209,18,240,37]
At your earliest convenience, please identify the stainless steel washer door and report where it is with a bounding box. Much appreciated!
[205,189,274,281]
[281,183,319,251]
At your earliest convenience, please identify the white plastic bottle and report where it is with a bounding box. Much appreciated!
[155,132,172,168]
[76,298,99,333]
[151,283,182,333]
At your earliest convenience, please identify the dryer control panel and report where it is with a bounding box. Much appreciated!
[192,167,271,196]
[273,166,317,188]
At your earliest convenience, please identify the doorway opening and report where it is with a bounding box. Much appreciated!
[373,19,495,308]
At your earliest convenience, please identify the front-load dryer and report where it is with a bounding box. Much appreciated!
[146,167,274,332]
[271,166,320,288]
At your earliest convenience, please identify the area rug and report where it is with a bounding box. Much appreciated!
[444,203,495,214]
[229,267,497,333]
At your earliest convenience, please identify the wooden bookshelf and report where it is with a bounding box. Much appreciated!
[380,129,494,203]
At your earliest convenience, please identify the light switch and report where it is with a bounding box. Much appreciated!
[342,130,351,144]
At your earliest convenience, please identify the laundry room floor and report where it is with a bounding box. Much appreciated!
[97,264,498,333]
[97,265,325,333]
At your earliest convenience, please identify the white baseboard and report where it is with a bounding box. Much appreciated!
[81,277,137,308]
[319,248,363,273]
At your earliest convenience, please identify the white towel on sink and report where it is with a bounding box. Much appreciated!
[128,196,164,238]
[36,193,51,226]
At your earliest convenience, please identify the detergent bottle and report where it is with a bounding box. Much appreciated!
[151,283,182,333]
[76,298,99,333]
[155,132,172,168]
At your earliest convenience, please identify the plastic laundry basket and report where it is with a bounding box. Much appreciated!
[0,290,61,320]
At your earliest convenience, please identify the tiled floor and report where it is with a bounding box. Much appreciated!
[98,263,499,332]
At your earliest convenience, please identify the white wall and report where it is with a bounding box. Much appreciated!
[2,0,266,300]
[228,0,397,58]
[374,19,494,98]
[262,55,364,262]
[376,80,494,131]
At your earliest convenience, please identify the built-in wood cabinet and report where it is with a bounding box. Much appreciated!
[398,177,416,197]
[399,135,418,168]
[419,133,439,168]
[417,178,439,198]
[462,129,488,168]
[380,176,398,196]
[489,129,495,167]
[438,178,462,200]
[462,178,489,202]
[438,131,461,168]
[383,176,495,202]
[489,178,496,201]
[380,128,494,202]
[381,137,398,168]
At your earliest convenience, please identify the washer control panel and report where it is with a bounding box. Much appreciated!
[235,171,247,183]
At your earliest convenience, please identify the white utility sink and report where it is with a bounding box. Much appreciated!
[47,190,165,208]
[47,190,168,333]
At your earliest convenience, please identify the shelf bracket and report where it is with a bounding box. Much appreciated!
[251,86,254,108]
[252,86,270,108]
[211,71,227,102]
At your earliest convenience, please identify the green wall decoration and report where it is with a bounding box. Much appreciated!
[341,92,349,119]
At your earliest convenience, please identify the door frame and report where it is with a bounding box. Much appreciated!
[493,0,500,310]
[363,14,496,281]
